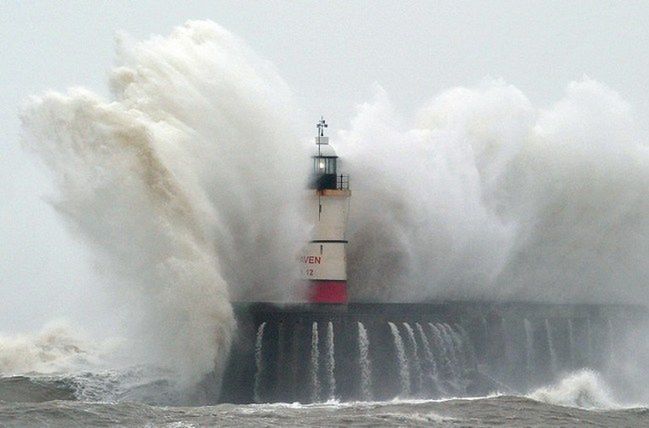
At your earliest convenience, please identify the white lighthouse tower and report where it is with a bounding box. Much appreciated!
[301,118,351,304]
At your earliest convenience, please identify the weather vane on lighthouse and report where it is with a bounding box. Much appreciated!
[317,116,328,137]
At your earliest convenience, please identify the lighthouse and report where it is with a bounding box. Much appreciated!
[301,118,351,304]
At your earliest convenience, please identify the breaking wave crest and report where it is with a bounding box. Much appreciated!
[0,322,111,375]
[340,81,649,305]
[528,370,618,409]
[20,20,308,389]
[0,368,199,405]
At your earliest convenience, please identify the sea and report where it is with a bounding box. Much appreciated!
[0,369,647,427]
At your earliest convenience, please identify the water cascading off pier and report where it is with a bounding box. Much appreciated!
[216,118,647,404]
[219,302,645,403]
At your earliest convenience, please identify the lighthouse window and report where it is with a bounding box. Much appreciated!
[325,158,337,174]
[313,158,326,173]
[313,157,337,175]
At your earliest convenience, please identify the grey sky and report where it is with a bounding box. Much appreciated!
[2,1,649,331]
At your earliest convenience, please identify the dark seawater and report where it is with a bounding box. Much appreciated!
[0,374,647,427]
[0,396,647,427]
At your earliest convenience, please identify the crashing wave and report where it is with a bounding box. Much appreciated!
[528,369,618,409]
[0,321,112,375]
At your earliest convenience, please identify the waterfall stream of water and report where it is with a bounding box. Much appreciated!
[244,314,623,404]
[389,322,410,396]
[439,324,460,383]
[325,322,336,400]
[456,324,478,370]
[415,322,439,393]
[403,323,423,394]
[524,319,534,377]
[446,324,467,375]
[429,323,454,383]
[310,322,320,402]
[253,322,267,403]
[357,322,373,401]
[545,319,558,376]
[441,325,456,367]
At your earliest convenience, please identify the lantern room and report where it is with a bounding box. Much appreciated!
[311,118,348,191]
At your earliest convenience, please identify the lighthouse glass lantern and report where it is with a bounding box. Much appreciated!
[312,155,338,190]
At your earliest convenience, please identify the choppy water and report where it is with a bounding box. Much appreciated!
[0,371,647,427]
[1,394,647,427]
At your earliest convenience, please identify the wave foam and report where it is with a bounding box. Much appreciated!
[340,80,649,305]
[0,321,113,375]
[528,370,618,409]
[21,20,308,387]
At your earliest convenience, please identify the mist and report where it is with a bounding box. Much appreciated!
[341,80,649,305]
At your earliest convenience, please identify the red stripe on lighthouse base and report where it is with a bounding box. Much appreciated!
[309,280,348,304]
